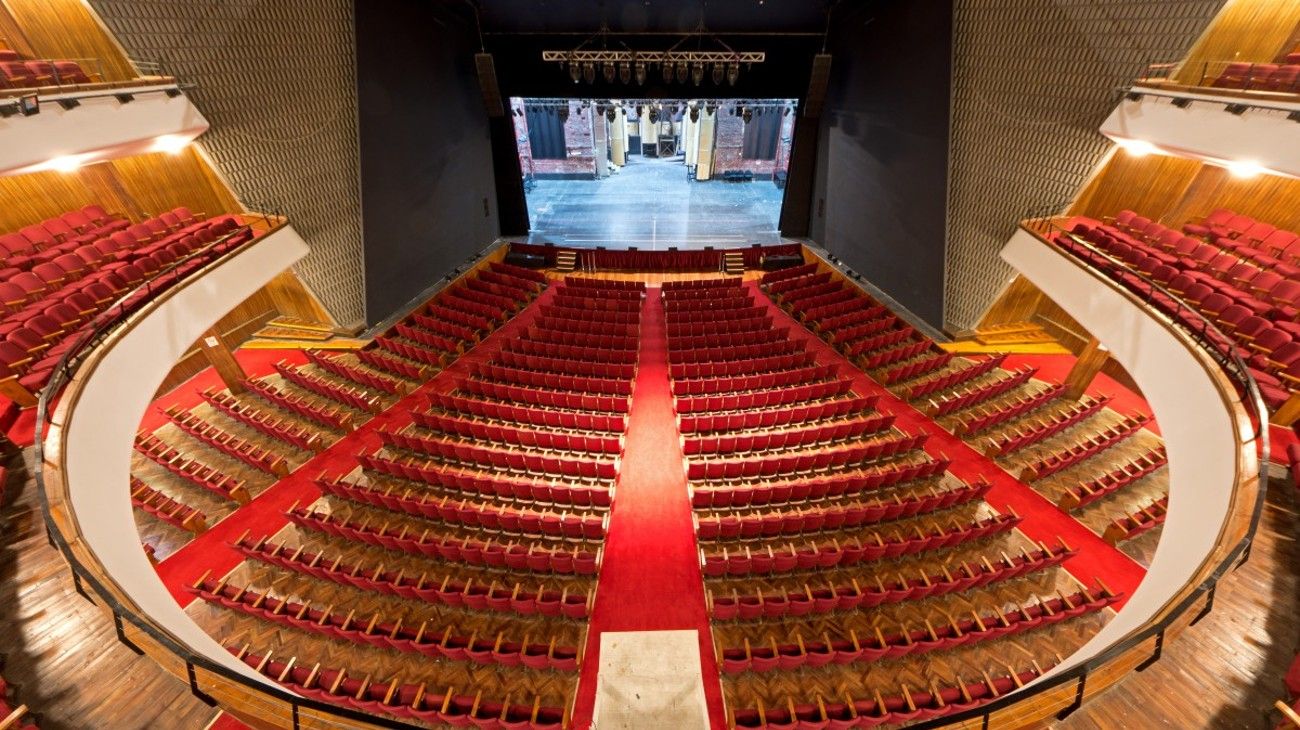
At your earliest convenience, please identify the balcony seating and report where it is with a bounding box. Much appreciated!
[1058,446,1168,510]
[358,449,612,508]
[1018,414,1149,481]
[1210,62,1300,93]
[951,383,1065,436]
[134,433,250,504]
[272,360,383,413]
[1103,496,1169,544]
[0,55,98,90]
[130,476,207,534]
[244,378,355,431]
[191,577,580,670]
[229,645,566,730]
[162,406,289,476]
[980,394,1111,456]
[198,388,324,452]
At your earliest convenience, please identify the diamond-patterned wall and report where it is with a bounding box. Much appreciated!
[88,0,365,326]
[944,0,1225,331]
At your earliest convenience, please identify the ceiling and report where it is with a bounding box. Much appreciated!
[475,0,844,35]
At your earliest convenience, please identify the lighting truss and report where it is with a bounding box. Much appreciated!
[542,50,765,65]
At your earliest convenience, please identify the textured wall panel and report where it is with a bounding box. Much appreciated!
[87,0,365,325]
[944,0,1224,331]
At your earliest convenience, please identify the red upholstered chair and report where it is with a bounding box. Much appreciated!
[53,60,93,84]
[0,61,38,88]
[21,60,56,85]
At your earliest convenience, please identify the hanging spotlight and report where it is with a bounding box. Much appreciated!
[606,106,617,122]
[730,105,737,116]
[692,62,705,86]
[783,105,791,116]
[648,105,659,123]
[568,54,581,83]
[742,106,753,124]
[582,62,596,84]
[635,60,647,85]
[619,61,632,84]
[705,101,717,115]
[558,104,570,122]
[727,61,740,85]
[661,61,674,84]
[675,60,689,84]
[689,105,700,122]
[712,62,725,85]
[636,104,645,117]
[603,61,616,83]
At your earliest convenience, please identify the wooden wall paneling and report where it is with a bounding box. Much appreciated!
[107,149,241,220]
[76,161,147,220]
[1176,0,1300,83]
[0,0,136,80]
[0,168,107,233]
[1067,151,1204,222]
[1177,170,1300,233]
[153,289,279,397]
[263,271,340,330]
[0,2,35,55]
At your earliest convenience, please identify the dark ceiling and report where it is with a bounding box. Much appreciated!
[475,0,841,35]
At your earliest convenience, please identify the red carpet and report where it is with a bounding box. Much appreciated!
[747,282,1146,606]
[207,713,251,730]
[155,289,557,606]
[1000,353,1159,436]
[571,287,724,729]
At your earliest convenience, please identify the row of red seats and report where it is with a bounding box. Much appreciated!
[200,388,324,452]
[273,360,383,413]
[550,293,640,313]
[690,457,951,509]
[780,280,841,307]
[671,363,835,397]
[759,263,818,289]
[489,260,548,284]
[313,473,606,539]
[531,315,637,338]
[793,289,861,321]
[373,335,447,367]
[859,340,933,370]
[840,326,915,358]
[980,394,1111,456]
[682,413,895,456]
[496,350,635,379]
[474,362,632,396]
[662,277,742,291]
[538,304,640,325]
[1103,496,1169,544]
[667,316,771,338]
[880,351,953,384]
[409,311,476,343]
[358,450,612,508]
[0,204,127,271]
[192,579,579,671]
[670,352,814,380]
[130,476,206,534]
[720,586,1117,673]
[565,276,644,292]
[924,366,1038,417]
[424,391,625,433]
[462,271,533,301]
[526,327,635,351]
[235,533,592,617]
[229,648,565,730]
[700,512,1020,575]
[679,393,874,433]
[1020,414,1149,481]
[665,306,768,324]
[675,379,853,414]
[1211,62,1300,92]
[383,429,618,481]
[819,304,890,336]
[951,383,1064,436]
[304,350,407,396]
[667,328,786,351]
[697,477,989,539]
[356,347,431,380]
[460,377,630,413]
[244,377,355,431]
[903,354,1007,400]
[663,295,753,313]
[509,338,640,365]
[410,409,622,454]
[669,339,804,364]
[134,433,250,503]
[163,406,289,476]
[452,278,527,311]
[1059,446,1168,510]
[286,503,603,570]
[707,542,1072,617]
[686,433,928,481]
[0,53,95,89]
[426,301,493,333]
[662,285,747,302]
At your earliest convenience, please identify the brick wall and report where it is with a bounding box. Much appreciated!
[711,104,793,178]
[513,101,597,179]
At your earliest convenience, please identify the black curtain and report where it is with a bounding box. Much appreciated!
[526,106,566,159]
[743,113,781,160]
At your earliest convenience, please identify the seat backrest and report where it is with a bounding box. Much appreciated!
[0,232,33,254]
[52,60,90,84]
[0,61,35,85]
[81,204,111,223]
[18,224,55,249]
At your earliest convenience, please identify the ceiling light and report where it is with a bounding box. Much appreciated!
[151,134,191,154]
[1115,138,1156,157]
[47,154,85,173]
[1225,160,1263,178]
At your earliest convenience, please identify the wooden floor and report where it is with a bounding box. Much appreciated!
[1057,467,1299,729]
[0,448,219,730]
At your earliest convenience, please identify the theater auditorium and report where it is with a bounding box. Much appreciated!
[0,0,1296,728]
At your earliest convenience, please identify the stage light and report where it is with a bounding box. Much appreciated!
[635,61,647,85]
[619,61,631,84]
[1224,103,1248,115]
[606,107,616,122]
[114,92,135,104]
[56,98,80,110]
[648,106,659,123]
[164,88,183,98]
[603,61,616,83]
[690,105,700,122]
[661,61,673,84]
[1171,97,1192,109]
[705,101,717,115]
[558,104,570,122]
[1115,138,1156,157]
[692,62,704,86]
[1226,160,1263,178]
[151,134,191,154]
[784,105,791,116]
[712,62,724,85]
[582,62,596,84]
[676,61,689,84]
[569,58,581,83]
[727,62,740,85]
[742,106,753,123]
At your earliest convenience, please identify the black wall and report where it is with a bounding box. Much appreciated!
[808,0,953,328]
[355,0,499,325]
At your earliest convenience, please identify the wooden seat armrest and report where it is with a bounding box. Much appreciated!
[0,704,29,730]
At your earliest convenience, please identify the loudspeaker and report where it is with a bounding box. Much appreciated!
[475,53,505,118]
[803,53,832,118]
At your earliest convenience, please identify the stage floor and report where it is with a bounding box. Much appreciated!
[523,154,786,249]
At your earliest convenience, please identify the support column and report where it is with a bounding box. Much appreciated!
[592,105,609,179]
[196,328,248,394]
[695,108,716,181]
[610,106,627,167]
[1064,337,1110,400]
[1271,392,1300,427]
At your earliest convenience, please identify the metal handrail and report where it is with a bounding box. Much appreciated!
[1135,59,1300,93]
[28,220,1268,729]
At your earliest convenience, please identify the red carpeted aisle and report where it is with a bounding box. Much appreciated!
[746,282,1147,605]
[570,286,724,729]
[155,287,558,606]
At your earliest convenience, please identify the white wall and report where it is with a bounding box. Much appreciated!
[1100,87,1300,179]
[58,227,309,688]
[1000,229,1251,681]
[0,83,209,176]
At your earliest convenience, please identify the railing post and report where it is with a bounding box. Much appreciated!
[71,570,94,604]
[1057,671,1087,720]
[1191,585,1216,626]
[113,612,145,654]
[186,662,217,706]
[292,702,300,729]
[1136,628,1165,671]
